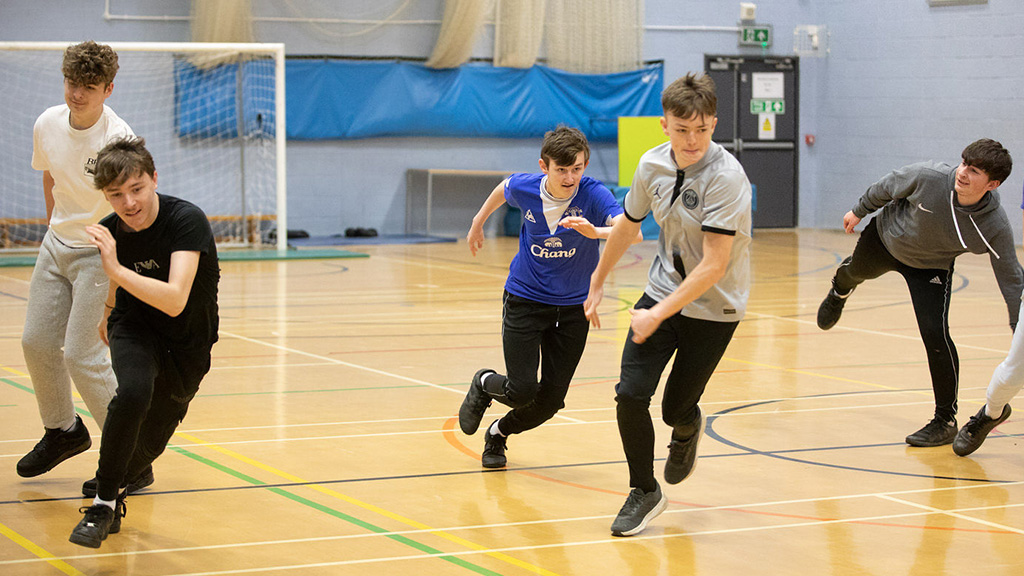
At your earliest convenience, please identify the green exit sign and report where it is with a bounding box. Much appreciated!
[751,99,785,114]
[739,25,772,46]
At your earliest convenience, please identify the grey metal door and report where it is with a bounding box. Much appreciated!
[705,55,799,228]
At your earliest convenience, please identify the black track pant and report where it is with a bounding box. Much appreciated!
[615,293,738,493]
[486,292,589,436]
[95,321,211,501]
[834,218,958,422]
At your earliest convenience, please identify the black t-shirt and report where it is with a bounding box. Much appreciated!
[101,194,220,349]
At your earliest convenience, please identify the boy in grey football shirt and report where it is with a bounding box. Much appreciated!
[585,73,752,537]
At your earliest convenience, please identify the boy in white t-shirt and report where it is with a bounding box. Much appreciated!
[17,41,140,488]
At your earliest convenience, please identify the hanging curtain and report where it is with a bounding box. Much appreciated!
[545,0,643,73]
[494,0,546,68]
[425,0,493,69]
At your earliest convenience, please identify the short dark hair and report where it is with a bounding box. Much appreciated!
[94,137,156,191]
[62,40,119,86]
[962,139,1012,185]
[661,73,717,120]
[540,125,590,167]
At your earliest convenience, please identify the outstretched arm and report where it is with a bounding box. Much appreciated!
[467,181,508,256]
[560,214,643,243]
[627,231,734,343]
[86,223,200,318]
[584,216,643,328]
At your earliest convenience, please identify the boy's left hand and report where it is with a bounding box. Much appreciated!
[559,216,597,239]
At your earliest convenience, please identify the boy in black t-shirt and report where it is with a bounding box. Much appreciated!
[69,137,220,548]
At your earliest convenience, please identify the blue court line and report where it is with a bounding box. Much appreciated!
[704,397,1016,483]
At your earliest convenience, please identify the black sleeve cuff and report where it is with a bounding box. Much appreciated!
[701,225,736,236]
[624,208,646,223]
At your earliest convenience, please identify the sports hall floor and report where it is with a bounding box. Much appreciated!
[1,229,1022,575]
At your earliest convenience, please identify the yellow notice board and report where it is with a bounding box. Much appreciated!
[617,116,668,188]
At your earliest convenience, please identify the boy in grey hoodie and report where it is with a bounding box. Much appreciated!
[817,139,1021,447]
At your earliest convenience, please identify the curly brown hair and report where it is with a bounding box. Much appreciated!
[62,40,119,86]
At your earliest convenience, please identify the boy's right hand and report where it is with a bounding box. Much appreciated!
[467,225,485,256]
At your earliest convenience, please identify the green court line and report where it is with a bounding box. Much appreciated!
[3,374,501,575]
[167,445,502,575]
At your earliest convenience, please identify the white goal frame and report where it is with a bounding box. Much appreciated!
[0,41,288,252]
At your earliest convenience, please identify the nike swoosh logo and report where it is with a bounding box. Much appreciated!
[918,203,933,213]
[94,282,106,287]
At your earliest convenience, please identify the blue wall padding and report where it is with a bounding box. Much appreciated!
[285,59,664,141]
[175,59,276,139]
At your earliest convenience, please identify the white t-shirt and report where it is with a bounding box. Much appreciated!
[624,141,752,322]
[32,104,134,247]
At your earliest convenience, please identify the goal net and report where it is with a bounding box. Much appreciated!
[0,41,286,252]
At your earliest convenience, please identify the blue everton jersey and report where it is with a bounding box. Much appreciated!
[504,173,623,306]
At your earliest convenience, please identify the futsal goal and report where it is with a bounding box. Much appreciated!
[0,41,287,252]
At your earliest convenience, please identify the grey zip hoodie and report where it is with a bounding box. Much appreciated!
[852,161,1023,327]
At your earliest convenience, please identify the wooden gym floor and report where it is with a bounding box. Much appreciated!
[0,229,1021,575]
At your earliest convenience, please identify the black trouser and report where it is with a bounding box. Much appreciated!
[834,218,958,422]
[95,321,211,501]
[486,291,590,435]
[615,293,738,493]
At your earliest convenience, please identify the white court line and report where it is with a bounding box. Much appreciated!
[220,330,461,396]
[5,481,1020,569]
[747,311,1011,354]
[877,493,1024,535]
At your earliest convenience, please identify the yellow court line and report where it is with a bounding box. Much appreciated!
[0,521,85,576]
[1,364,28,377]
[173,431,564,576]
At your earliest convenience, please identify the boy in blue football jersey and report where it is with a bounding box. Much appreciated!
[460,125,640,468]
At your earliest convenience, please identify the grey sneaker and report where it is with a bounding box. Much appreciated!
[459,369,494,435]
[69,491,127,549]
[817,281,854,330]
[664,408,704,485]
[610,483,668,537]
[953,404,1011,457]
[82,465,155,498]
[481,422,508,468]
[906,417,957,447]
[17,415,92,477]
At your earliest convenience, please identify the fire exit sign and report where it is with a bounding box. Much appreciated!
[739,25,772,46]
[751,99,785,114]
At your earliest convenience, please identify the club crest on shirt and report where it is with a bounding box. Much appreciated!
[564,206,584,219]
[682,189,699,210]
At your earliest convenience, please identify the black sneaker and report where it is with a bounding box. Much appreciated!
[817,282,854,330]
[664,407,704,485]
[953,404,1012,456]
[481,422,508,468]
[17,415,92,478]
[82,465,155,498]
[459,369,495,435]
[906,417,957,447]
[610,483,668,537]
[69,492,127,549]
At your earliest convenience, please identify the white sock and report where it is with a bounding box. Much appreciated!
[489,420,505,437]
[985,404,1004,419]
[93,496,116,510]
